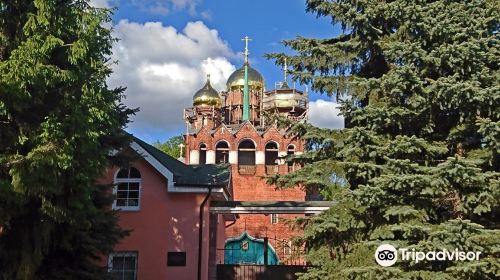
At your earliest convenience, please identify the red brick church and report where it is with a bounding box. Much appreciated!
[183,36,309,260]
[101,38,331,280]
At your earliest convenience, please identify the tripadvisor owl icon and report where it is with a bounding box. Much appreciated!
[375,244,397,267]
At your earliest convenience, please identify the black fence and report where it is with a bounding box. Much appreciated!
[217,264,309,280]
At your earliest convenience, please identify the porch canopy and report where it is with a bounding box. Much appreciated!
[209,201,334,214]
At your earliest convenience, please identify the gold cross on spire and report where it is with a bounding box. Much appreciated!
[241,35,252,63]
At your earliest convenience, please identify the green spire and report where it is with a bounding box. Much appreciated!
[242,36,251,121]
[243,63,249,121]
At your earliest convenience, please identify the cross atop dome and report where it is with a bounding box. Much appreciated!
[226,36,263,90]
[241,35,252,64]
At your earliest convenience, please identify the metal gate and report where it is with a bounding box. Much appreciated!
[216,236,309,280]
[216,264,309,280]
[219,236,306,265]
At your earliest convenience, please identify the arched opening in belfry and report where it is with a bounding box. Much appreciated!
[216,141,229,164]
[238,140,256,175]
[265,141,279,174]
[287,144,295,172]
[199,143,207,165]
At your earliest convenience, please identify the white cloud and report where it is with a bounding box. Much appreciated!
[308,99,344,129]
[170,0,198,11]
[200,10,212,20]
[90,0,199,15]
[108,20,236,135]
[147,2,170,16]
[89,0,111,8]
[130,0,199,15]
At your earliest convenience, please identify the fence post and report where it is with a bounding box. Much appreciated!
[264,237,268,265]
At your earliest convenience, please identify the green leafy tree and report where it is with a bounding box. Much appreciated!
[154,135,184,158]
[268,0,499,279]
[0,1,134,279]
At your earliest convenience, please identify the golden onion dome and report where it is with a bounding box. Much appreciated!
[193,77,221,107]
[226,63,264,90]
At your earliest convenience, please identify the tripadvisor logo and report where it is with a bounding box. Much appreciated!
[375,244,482,267]
[375,244,397,267]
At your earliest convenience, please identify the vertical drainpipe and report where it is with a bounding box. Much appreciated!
[242,62,249,121]
[198,186,213,280]
[264,237,269,265]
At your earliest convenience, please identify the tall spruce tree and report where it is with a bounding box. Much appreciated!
[0,1,133,279]
[268,0,499,279]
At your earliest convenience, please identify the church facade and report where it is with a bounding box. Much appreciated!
[183,38,310,267]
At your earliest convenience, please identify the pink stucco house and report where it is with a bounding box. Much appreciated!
[100,136,232,280]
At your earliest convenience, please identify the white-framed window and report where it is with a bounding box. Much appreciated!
[108,251,137,280]
[113,167,141,211]
[271,214,279,224]
[284,240,292,255]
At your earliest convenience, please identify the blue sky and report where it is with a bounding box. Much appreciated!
[91,0,344,143]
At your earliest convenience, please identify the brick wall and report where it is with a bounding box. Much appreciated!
[185,122,304,163]
[185,122,306,258]
[227,164,305,252]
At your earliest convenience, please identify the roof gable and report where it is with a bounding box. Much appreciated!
[261,125,282,138]
[234,121,259,138]
[195,126,210,137]
[212,123,231,137]
[131,136,230,187]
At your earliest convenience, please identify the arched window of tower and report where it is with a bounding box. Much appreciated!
[199,143,207,165]
[238,140,256,175]
[215,141,230,164]
[287,144,296,172]
[265,142,279,174]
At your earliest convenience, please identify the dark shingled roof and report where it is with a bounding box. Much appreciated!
[132,136,230,187]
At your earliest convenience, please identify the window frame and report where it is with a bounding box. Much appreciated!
[287,144,297,170]
[237,139,256,175]
[271,213,279,224]
[283,240,292,256]
[113,167,142,211]
[108,251,138,280]
[199,143,207,165]
[215,140,230,164]
[265,141,280,175]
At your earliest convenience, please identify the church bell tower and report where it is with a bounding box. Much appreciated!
[182,36,309,264]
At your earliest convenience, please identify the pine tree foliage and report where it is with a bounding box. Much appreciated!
[0,1,134,279]
[267,1,499,279]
